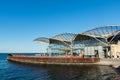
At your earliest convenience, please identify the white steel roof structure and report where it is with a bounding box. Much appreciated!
[34,25,120,45]
[34,37,49,43]
[34,33,78,43]
[82,25,120,38]
[52,33,77,42]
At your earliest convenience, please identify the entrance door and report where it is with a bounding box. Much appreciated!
[103,46,110,58]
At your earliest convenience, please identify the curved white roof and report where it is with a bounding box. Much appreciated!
[34,37,49,43]
[82,25,120,38]
[52,33,77,42]
[34,25,120,44]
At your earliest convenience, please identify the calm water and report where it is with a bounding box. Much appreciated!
[0,53,120,80]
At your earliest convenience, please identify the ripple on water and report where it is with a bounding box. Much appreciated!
[0,60,9,70]
[0,59,120,80]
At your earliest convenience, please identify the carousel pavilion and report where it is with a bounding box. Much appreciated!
[34,25,120,58]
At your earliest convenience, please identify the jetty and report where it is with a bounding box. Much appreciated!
[7,25,120,68]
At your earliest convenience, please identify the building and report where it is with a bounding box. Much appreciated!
[34,25,120,59]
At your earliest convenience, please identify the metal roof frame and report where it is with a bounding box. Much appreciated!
[33,37,49,43]
[52,33,77,42]
[82,25,120,38]
[34,25,120,45]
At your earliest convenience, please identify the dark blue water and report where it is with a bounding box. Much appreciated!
[0,53,120,80]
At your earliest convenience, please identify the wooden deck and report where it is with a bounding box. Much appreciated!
[7,54,100,64]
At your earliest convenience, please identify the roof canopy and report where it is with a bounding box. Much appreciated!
[34,37,49,43]
[52,33,77,42]
[82,25,120,38]
[34,25,120,44]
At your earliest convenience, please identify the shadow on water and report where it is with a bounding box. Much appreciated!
[116,66,120,74]
[7,61,120,80]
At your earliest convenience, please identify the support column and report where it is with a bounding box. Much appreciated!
[110,46,112,58]
[71,41,73,56]
[71,48,73,56]
[48,46,52,57]
[106,47,108,58]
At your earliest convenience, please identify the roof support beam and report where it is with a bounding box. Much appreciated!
[108,31,120,44]
[86,35,108,46]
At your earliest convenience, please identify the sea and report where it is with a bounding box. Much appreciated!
[0,53,120,80]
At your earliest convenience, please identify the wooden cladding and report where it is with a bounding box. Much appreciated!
[8,56,100,63]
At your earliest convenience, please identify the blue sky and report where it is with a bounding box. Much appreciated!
[0,0,120,53]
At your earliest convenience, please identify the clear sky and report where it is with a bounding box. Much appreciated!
[0,0,120,53]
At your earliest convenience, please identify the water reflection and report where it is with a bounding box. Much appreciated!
[7,61,120,80]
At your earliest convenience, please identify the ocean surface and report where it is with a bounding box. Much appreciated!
[0,53,120,80]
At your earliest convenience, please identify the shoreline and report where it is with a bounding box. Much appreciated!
[8,59,120,78]
[7,54,120,68]
[7,54,120,76]
[7,55,120,79]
